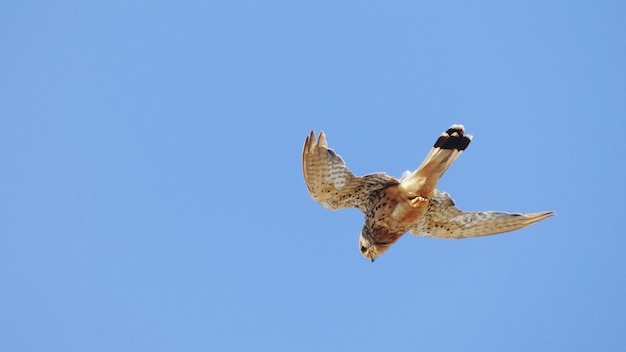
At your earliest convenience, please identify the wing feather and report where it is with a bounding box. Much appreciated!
[302,131,394,212]
[410,190,554,239]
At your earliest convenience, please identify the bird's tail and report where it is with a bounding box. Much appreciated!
[398,125,472,202]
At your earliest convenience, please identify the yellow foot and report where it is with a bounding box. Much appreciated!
[409,196,428,208]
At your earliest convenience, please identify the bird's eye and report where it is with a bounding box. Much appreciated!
[360,245,367,252]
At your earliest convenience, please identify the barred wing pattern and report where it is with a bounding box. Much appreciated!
[302,131,395,212]
[410,190,554,239]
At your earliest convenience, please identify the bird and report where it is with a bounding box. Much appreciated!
[302,125,554,262]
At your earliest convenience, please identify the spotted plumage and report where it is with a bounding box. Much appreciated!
[302,125,554,262]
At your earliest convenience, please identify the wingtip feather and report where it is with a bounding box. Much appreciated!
[317,130,327,148]
[524,211,555,224]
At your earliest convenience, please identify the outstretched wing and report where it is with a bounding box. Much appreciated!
[409,190,554,239]
[302,131,395,212]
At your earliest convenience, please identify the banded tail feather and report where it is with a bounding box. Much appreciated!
[433,125,472,151]
[398,124,473,202]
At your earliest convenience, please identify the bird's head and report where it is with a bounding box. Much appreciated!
[359,225,391,262]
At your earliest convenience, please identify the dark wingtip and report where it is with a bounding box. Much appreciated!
[433,124,472,151]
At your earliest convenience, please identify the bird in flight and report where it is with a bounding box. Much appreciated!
[302,125,554,262]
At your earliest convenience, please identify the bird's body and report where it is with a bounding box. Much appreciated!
[302,125,554,261]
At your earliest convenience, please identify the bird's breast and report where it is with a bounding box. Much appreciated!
[368,186,428,231]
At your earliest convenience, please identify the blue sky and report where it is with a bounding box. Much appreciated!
[1,1,625,351]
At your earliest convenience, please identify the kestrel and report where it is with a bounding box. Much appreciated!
[302,125,554,261]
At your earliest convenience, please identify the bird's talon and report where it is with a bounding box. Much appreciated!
[409,196,429,207]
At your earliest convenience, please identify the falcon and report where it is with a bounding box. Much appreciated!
[302,125,554,262]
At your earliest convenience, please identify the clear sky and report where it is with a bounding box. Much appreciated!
[1,1,625,351]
